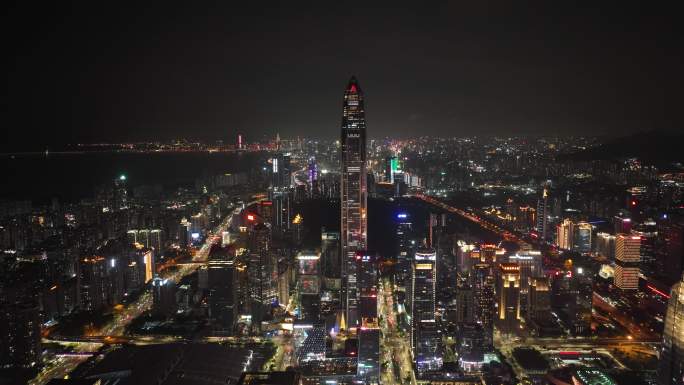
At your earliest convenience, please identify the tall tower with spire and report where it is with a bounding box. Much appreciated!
[340,76,367,327]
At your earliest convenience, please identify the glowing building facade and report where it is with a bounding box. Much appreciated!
[497,263,521,334]
[340,76,368,327]
[658,273,684,385]
[614,234,641,290]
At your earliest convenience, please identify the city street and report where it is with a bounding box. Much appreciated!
[378,278,416,385]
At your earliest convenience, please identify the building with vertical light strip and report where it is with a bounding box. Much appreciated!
[340,76,368,328]
[614,234,641,290]
[536,183,550,241]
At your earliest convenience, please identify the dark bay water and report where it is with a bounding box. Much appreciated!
[1,152,266,204]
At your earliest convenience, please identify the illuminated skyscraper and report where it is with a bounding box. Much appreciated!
[573,221,592,254]
[658,272,684,385]
[410,248,437,354]
[270,153,292,190]
[556,218,573,250]
[472,263,495,347]
[614,234,641,290]
[340,76,368,327]
[536,183,550,241]
[497,263,521,334]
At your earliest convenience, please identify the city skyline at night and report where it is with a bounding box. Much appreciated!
[2,3,683,385]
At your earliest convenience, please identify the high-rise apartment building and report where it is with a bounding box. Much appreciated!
[0,301,41,368]
[340,76,368,328]
[536,184,550,241]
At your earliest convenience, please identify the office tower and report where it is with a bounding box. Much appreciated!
[340,76,368,328]
[236,133,244,150]
[208,257,237,333]
[271,190,291,233]
[151,277,177,317]
[0,301,41,368]
[472,263,495,347]
[396,213,414,287]
[497,263,521,334]
[415,319,443,372]
[297,250,321,322]
[556,218,573,250]
[271,153,292,190]
[614,234,641,290]
[410,248,437,353]
[595,232,615,260]
[573,221,592,254]
[536,183,550,241]
[528,277,551,321]
[657,272,684,385]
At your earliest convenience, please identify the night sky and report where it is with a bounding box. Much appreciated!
[4,2,682,150]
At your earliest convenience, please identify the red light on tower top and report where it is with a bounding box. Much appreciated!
[349,84,357,93]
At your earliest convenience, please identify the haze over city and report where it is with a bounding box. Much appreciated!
[5,2,684,150]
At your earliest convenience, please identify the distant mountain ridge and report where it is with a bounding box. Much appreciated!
[560,131,683,164]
